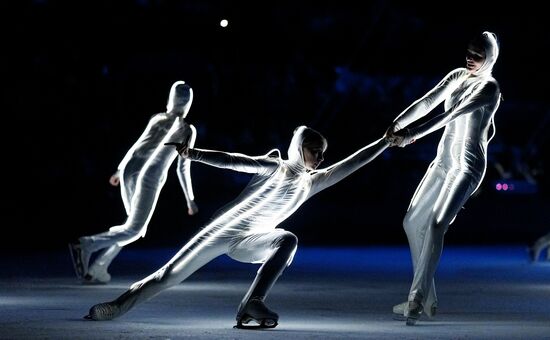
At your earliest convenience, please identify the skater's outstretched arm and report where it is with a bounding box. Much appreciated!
[389,68,465,132]
[166,139,280,175]
[309,137,390,195]
[394,80,500,146]
[186,148,280,174]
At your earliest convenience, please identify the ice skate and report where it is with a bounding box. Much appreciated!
[84,302,121,321]
[234,298,278,329]
[393,300,437,320]
[68,241,91,280]
[404,297,424,326]
[82,268,111,285]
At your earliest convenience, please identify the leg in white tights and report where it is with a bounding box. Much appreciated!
[405,166,479,324]
[229,229,298,327]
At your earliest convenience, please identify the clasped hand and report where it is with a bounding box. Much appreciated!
[164,140,190,157]
[384,123,414,147]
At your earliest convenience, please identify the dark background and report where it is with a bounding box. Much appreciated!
[3,0,548,252]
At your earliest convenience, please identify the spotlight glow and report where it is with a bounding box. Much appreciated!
[220,19,228,27]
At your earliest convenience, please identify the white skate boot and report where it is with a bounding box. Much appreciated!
[234,298,278,329]
[83,267,111,285]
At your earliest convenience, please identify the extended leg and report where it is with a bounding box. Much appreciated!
[406,172,478,325]
[396,164,443,319]
[86,230,227,321]
[71,155,173,282]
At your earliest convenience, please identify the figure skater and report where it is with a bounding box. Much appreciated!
[85,125,391,328]
[69,81,198,284]
[386,31,502,325]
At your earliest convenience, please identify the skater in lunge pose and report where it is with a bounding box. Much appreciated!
[386,31,501,325]
[85,125,392,328]
[69,81,199,284]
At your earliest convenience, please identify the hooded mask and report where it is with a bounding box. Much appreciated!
[286,125,308,174]
[473,31,499,77]
[166,81,193,117]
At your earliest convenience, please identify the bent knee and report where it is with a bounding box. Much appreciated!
[276,232,298,250]
[403,214,416,233]
[109,225,142,238]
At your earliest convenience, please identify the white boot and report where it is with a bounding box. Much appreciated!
[235,298,278,329]
[83,266,111,284]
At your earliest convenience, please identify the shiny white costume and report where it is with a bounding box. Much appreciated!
[91,126,389,320]
[393,32,501,311]
[77,81,197,282]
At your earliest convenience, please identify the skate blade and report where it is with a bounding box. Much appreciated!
[394,312,435,321]
[68,243,84,279]
[82,278,108,285]
[233,321,278,329]
[234,315,278,329]
[406,317,418,326]
[392,313,406,321]
[81,272,110,285]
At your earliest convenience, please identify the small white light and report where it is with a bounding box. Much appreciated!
[220,19,228,28]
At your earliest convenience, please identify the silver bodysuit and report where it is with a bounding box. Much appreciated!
[105,126,389,318]
[80,81,197,281]
[392,32,501,307]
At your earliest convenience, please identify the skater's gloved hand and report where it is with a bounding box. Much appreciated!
[385,123,407,147]
[392,128,415,147]
[384,122,400,139]
[187,200,199,216]
[165,130,193,157]
[384,135,399,147]
[109,171,120,186]
[165,141,190,156]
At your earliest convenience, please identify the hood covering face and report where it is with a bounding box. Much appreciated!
[166,81,193,117]
[286,125,308,174]
[473,31,499,77]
